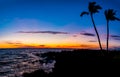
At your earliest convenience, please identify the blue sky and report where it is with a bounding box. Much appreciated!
[0,0,120,49]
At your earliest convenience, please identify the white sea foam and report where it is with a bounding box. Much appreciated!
[0,48,73,77]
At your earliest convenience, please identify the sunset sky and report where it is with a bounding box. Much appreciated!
[0,0,120,49]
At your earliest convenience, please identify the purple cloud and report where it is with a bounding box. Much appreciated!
[113,38,120,40]
[5,41,22,45]
[110,35,120,40]
[16,31,69,34]
[80,32,95,36]
[73,35,78,37]
[88,40,97,42]
[110,35,120,38]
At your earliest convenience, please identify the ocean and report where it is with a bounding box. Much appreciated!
[0,48,73,77]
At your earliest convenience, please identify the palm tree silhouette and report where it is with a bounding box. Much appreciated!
[80,2,103,50]
[104,9,120,52]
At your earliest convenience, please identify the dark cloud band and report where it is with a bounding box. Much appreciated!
[110,35,120,40]
[80,32,95,36]
[16,31,69,34]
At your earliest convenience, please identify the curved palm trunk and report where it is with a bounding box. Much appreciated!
[90,13,103,51]
[107,20,109,52]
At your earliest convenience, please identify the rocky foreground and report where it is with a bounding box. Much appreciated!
[23,49,120,77]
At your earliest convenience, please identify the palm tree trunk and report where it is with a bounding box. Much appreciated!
[107,20,109,52]
[90,13,103,51]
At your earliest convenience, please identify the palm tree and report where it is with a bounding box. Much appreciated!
[80,2,103,50]
[104,9,120,52]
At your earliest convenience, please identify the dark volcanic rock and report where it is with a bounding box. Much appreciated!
[23,50,120,77]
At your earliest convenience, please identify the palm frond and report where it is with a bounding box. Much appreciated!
[88,2,102,14]
[95,5,102,9]
[80,11,89,17]
[115,17,120,21]
[104,10,108,20]
[89,2,96,5]
[104,9,120,21]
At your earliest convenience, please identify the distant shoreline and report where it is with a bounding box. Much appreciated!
[0,48,120,51]
[0,48,79,50]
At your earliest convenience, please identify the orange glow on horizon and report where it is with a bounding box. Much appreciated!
[0,34,113,49]
[0,42,101,49]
